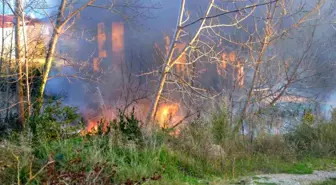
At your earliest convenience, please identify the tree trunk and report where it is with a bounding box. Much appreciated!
[146,0,213,124]
[35,0,67,114]
[15,0,25,126]
[35,0,96,114]
[239,2,277,132]
[0,1,5,71]
[22,9,31,116]
[146,0,186,124]
[5,29,14,119]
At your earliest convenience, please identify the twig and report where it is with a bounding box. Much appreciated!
[181,0,277,29]
[170,111,198,129]
[12,151,20,185]
[25,160,56,185]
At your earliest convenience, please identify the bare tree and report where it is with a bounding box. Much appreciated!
[35,0,97,114]
[35,0,160,114]
[15,0,25,126]
[146,0,278,124]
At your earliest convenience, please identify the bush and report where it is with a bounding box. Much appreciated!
[285,120,336,157]
[252,134,295,159]
[91,108,143,146]
[0,112,20,138]
[211,106,233,144]
[27,101,83,143]
[117,108,143,144]
[3,103,336,184]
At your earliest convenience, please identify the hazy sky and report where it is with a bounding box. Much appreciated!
[0,0,57,18]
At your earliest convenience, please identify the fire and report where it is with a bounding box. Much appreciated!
[98,22,107,58]
[111,22,124,68]
[156,104,179,128]
[80,120,100,136]
[112,22,124,53]
[80,101,182,136]
[237,61,244,87]
[229,51,236,63]
[93,58,101,72]
[175,42,186,74]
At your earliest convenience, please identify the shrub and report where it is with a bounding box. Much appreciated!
[252,134,295,159]
[285,120,336,157]
[211,106,232,144]
[27,101,83,143]
[117,108,143,144]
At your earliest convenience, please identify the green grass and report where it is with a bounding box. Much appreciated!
[254,182,277,185]
[2,106,336,184]
[1,135,336,185]
[221,155,336,178]
[1,136,218,184]
[0,147,18,185]
[313,178,336,185]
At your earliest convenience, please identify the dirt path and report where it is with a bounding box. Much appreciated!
[238,170,336,185]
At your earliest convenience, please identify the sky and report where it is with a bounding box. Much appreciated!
[0,0,57,18]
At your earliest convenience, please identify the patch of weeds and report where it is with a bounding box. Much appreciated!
[283,163,313,174]
[252,176,262,180]
[253,176,270,180]
[254,182,277,185]
[0,147,17,185]
[313,178,336,185]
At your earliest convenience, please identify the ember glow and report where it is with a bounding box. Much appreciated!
[156,103,179,128]
[98,22,107,58]
[112,22,124,53]
[80,102,182,135]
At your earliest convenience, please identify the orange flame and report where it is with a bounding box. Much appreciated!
[80,101,182,136]
[98,22,107,58]
[218,52,228,75]
[93,57,101,72]
[221,52,228,69]
[112,22,124,67]
[112,22,124,53]
[175,43,186,74]
[237,61,244,87]
[80,120,98,136]
[156,104,179,128]
[229,51,236,63]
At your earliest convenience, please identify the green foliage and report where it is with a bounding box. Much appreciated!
[331,108,336,122]
[313,178,336,185]
[0,112,20,137]
[27,101,83,142]
[211,106,234,144]
[2,104,336,184]
[117,108,143,144]
[28,69,42,99]
[285,119,336,157]
[91,108,143,145]
[252,134,295,158]
[303,109,315,126]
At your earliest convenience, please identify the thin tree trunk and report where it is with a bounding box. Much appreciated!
[5,29,14,119]
[239,35,269,132]
[146,0,213,124]
[0,1,5,71]
[15,0,25,126]
[35,0,96,114]
[35,0,67,114]
[238,2,278,131]
[22,9,31,116]
[146,0,186,124]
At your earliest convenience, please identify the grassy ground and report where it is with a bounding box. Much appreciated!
[313,178,336,185]
[1,135,336,185]
[1,106,336,184]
